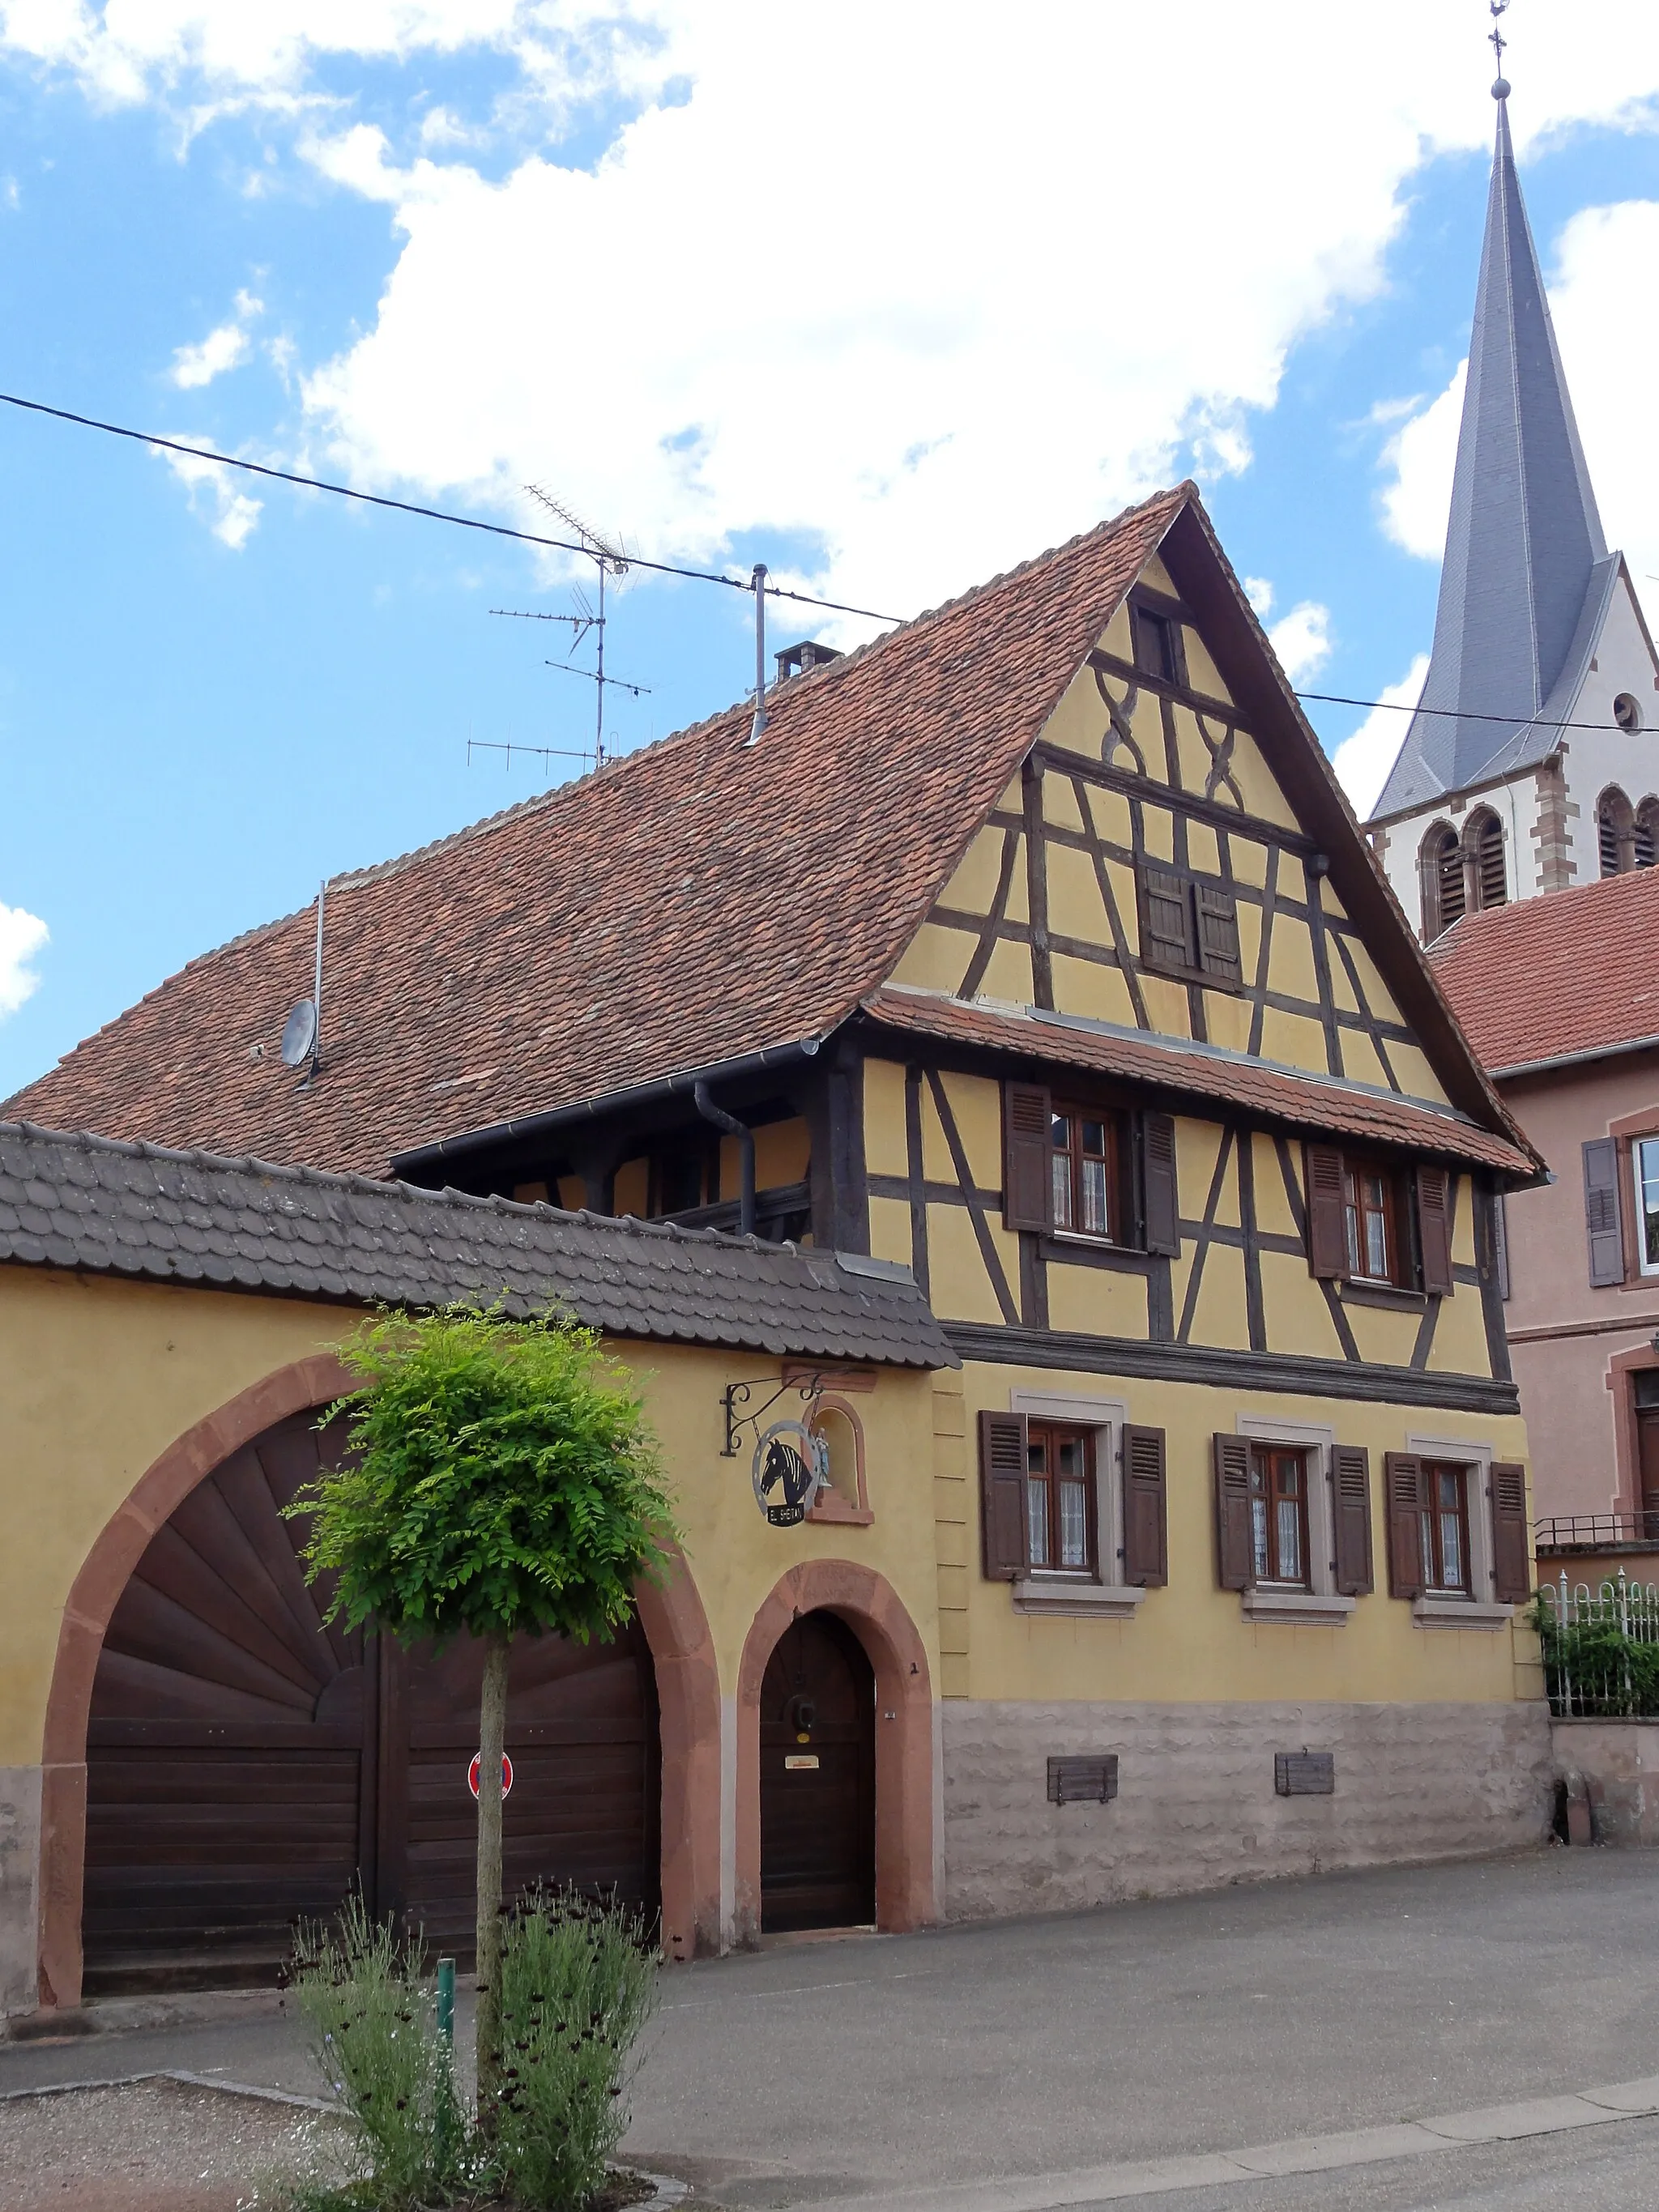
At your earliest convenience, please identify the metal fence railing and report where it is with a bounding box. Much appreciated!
[1535,1513,1659,1551]
[1537,1570,1659,1719]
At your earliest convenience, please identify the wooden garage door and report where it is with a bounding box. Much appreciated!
[83,1409,662,1993]
[83,1411,369,1991]
[386,1623,661,1953]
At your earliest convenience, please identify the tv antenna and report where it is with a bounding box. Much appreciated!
[279,877,326,1086]
[488,488,649,769]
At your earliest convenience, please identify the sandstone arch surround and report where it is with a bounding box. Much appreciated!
[735,1561,935,1945]
[36,1354,723,2011]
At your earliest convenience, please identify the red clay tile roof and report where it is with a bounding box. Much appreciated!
[860,986,1536,1176]
[1431,865,1659,1076]
[5,488,1191,1175]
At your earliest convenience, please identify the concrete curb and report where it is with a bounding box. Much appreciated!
[829,2074,1659,2210]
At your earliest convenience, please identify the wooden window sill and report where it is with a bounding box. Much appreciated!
[1013,1579,1148,1619]
[1413,1596,1512,1630]
[808,1498,874,1527]
[1240,1589,1356,1628]
[1339,1280,1428,1311]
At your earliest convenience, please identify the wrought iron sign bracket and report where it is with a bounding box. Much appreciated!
[721,1371,826,1458]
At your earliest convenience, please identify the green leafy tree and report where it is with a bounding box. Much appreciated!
[288,1306,676,2116]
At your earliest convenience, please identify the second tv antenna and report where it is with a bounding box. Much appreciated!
[489,488,650,769]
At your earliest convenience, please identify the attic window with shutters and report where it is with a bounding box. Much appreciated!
[1136,863,1242,988]
[1002,1080,1179,1256]
[1303,1142,1456,1298]
[1130,596,1183,684]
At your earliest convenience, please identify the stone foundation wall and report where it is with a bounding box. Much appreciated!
[0,1767,41,2017]
[941,1701,1553,1919]
[1551,1720,1659,1846]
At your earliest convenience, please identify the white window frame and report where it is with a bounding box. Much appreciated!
[1233,1413,1354,1628]
[1405,1431,1512,1629]
[1633,1137,1659,1278]
[1007,1390,1145,1618]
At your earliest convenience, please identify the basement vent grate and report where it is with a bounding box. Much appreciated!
[1047,1755,1119,1805]
[1275,1751,1336,1796]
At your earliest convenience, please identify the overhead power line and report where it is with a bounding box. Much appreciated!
[1296,689,1643,736]
[0,389,904,624]
[0,385,1644,739]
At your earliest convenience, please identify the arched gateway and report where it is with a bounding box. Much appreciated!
[80,1406,659,1993]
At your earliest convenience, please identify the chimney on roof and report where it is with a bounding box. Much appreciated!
[774,639,842,685]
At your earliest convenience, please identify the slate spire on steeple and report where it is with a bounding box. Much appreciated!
[1374,76,1609,816]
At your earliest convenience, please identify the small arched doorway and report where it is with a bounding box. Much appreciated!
[758,1611,876,1932]
[81,1406,660,1993]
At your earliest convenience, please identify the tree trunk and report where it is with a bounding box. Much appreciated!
[474,1631,510,2120]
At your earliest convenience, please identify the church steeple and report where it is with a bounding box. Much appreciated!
[1374,75,1609,816]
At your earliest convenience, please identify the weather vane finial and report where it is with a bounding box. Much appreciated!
[1489,0,1512,100]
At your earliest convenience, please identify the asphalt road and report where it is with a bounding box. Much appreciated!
[6,1849,1659,2208]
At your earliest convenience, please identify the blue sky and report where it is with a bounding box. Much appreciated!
[2,2,1657,1101]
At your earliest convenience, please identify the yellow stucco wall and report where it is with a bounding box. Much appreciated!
[933,1360,1537,1710]
[0,1264,942,1771]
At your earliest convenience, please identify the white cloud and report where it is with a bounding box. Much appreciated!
[1379,198,1659,599]
[1550,199,1659,597]
[0,903,48,1016]
[1330,654,1429,818]
[6,4,1659,623]
[158,439,263,548]
[1379,361,1465,559]
[1243,577,1274,617]
[168,286,263,387]
[1268,602,1333,686]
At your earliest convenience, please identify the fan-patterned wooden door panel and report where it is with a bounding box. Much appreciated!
[83,1407,663,1991]
[83,1410,366,1990]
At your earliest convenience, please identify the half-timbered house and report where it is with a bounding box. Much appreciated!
[5,483,1554,1982]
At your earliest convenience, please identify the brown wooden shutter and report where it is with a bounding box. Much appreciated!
[1213,1432,1254,1591]
[1140,864,1194,974]
[1383,1452,1426,1600]
[1416,1165,1455,1294]
[1141,1111,1179,1255]
[1583,1138,1624,1287]
[1489,1461,1531,1605]
[1331,1446,1374,1596]
[1002,1081,1053,1234]
[1303,1142,1348,1279]
[1194,882,1242,985]
[979,1411,1030,1581]
[1121,1425,1167,1588]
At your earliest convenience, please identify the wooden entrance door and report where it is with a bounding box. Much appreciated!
[83,1409,662,1993]
[83,1409,369,1992]
[759,1610,875,1933]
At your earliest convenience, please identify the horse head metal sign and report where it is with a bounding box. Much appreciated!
[752,1419,829,1528]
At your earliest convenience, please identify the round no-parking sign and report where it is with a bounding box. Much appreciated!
[467,1752,514,1801]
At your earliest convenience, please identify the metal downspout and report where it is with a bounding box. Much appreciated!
[693,1081,756,1235]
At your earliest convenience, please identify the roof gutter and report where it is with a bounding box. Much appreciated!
[390,1036,822,1178]
[1489,1031,1659,1083]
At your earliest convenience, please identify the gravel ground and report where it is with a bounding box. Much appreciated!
[0,2078,348,2212]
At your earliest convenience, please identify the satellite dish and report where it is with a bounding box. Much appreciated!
[280,999,318,1068]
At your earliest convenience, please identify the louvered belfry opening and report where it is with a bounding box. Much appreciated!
[1599,787,1634,878]
[82,1409,660,1993]
[1419,823,1464,940]
[1466,809,1507,913]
